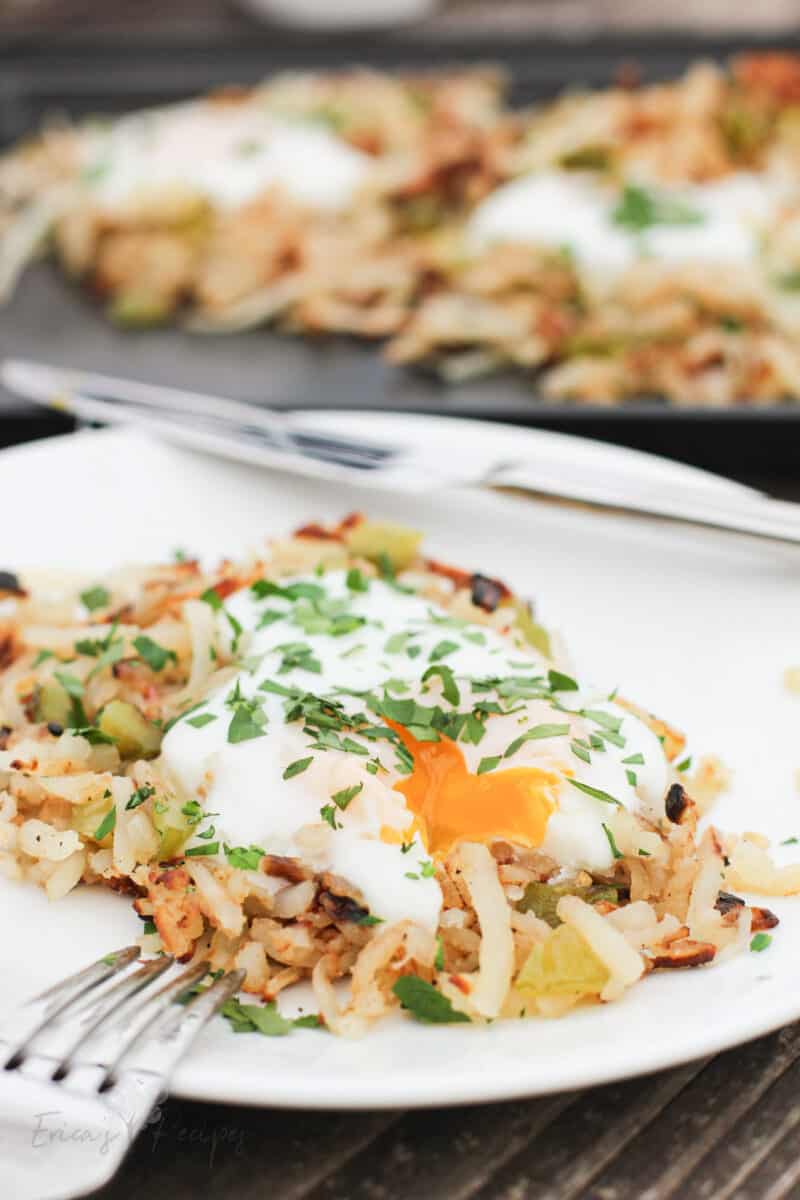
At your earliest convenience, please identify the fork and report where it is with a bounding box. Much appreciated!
[4,357,800,545]
[0,946,244,1200]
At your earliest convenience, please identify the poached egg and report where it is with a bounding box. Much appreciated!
[79,99,372,214]
[161,569,670,931]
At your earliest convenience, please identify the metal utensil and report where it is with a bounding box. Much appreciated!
[4,357,800,545]
[0,945,243,1200]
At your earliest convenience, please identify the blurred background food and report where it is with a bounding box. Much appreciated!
[3,0,800,478]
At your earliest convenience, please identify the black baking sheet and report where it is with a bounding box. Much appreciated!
[3,31,800,476]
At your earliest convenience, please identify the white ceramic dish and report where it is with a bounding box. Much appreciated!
[1,414,798,1110]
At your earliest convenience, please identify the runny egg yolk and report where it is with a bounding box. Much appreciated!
[390,723,562,857]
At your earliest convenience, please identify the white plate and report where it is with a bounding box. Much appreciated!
[1,416,798,1111]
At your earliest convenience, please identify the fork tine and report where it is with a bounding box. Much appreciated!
[64,959,208,1077]
[17,956,177,1080]
[0,946,140,1066]
[109,968,245,1086]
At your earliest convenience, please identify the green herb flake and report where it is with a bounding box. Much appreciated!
[392,975,470,1024]
[477,755,501,775]
[602,823,624,860]
[125,784,155,811]
[547,669,579,692]
[571,740,592,765]
[435,937,445,971]
[504,723,570,759]
[612,184,704,233]
[357,914,384,927]
[93,807,116,840]
[224,844,265,871]
[134,635,178,672]
[676,755,692,773]
[331,782,363,810]
[568,778,622,806]
[220,997,292,1037]
[421,663,460,706]
[32,649,55,668]
[750,933,772,953]
[429,639,459,662]
[185,842,220,857]
[346,567,370,593]
[622,752,645,766]
[320,804,340,830]
[54,670,85,698]
[283,756,313,780]
[187,712,218,729]
[80,586,110,612]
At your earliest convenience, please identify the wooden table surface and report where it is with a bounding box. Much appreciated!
[5,7,800,1197]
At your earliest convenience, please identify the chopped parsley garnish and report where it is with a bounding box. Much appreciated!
[626,769,638,787]
[504,723,570,759]
[251,579,325,603]
[385,631,415,654]
[567,778,622,806]
[32,649,55,668]
[781,836,799,846]
[283,756,313,780]
[125,784,155,811]
[224,844,265,871]
[331,782,363,810]
[419,859,435,878]
[392,976,470,1024]
[463,630,486,646]
[187,712,218,729]
[185,842,219,857]
[357,914,384,927]
[602,823,623,860]
[93,807,116,840]
[181,800,204,825]
[583,709,623,734]
[225,684,268,745]
[142,919,158,935]
[612,184,704,233]
[477,755,501,775]
[547,669,579,692]
[133,635,178,672]
[257,609,285,630]
[221,997,292,1037]
[80,585,110,612]
[275,641,322,675]
[622,752,645,766]
[571,740,592,765]
[421,664,460,706]
[54,670,84,698]
[320,804,340,830]
[750,933,772,953]
[429,640,459,662]
[435,937,445,971]
[346,567,370,593]
[676,755,692,773]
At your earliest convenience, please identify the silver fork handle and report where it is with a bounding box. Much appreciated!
[490,463,800,546]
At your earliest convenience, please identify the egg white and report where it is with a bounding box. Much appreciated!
[161,569,673,929]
